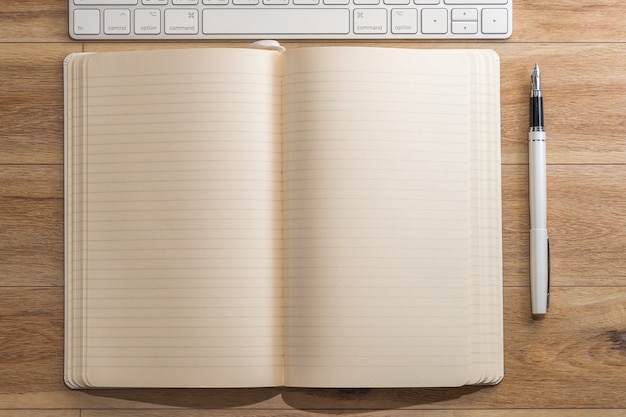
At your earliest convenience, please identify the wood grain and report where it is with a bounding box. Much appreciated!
[511,0,626,43]
[0,1,69,42]
[0,44,81,165]
[1,0,626,415]
[0,413,78,417]
[79,413,626,417]
[0,166,63,286]
[502,164,626,287]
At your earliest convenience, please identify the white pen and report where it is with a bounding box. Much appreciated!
[529,63,550,319]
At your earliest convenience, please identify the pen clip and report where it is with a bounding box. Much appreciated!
[546,237,551,310]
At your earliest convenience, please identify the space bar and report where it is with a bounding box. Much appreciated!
[202,9,350,34]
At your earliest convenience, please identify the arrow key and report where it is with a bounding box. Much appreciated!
[482,8,507,34]
[451,8,478,21]
[452,21,477,34]
[421,9,447,34]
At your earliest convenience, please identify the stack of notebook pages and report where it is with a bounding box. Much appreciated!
[64,45,504,388]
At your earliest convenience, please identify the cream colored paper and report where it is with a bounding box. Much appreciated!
[66,48,284,388]
[65,46,502,389]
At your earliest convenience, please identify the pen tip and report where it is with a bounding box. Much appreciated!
[532,63,540,78]
[531,63,541,91]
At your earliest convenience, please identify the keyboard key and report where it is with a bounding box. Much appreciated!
[445,0,506,3]
[104,9,131,34]
[134,9,161,33]
[74,0,137,4]
[452,21,477,33]
[354,9,387,34]
[482,8,507,33]
[202,9,350,34]
[73,9,100,34]
[164,9,199,34]
[172,0,199,4]
[142,0,166,4]
[421,8,447,33]
[391,8,417,33]
[451,8,477,20]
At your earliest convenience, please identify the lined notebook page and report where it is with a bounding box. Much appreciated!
[70,49,284,387]
[282,48,473,387]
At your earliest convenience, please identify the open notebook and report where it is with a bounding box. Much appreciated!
[64,45,503,388]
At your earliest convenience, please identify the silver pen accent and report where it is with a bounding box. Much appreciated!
[531,63,541,97]
[530,63,544,133]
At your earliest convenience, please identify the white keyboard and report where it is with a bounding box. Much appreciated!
[70,0,511,40]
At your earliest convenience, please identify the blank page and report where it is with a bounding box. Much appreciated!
[282,47,474,387]
[66,48,284,387]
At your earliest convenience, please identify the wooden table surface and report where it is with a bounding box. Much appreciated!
[1,1,626,415]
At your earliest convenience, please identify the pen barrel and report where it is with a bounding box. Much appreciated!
[530,228,549,315]
[529,132,547,228]
[530,96,543,130]
[529,130,548,316]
